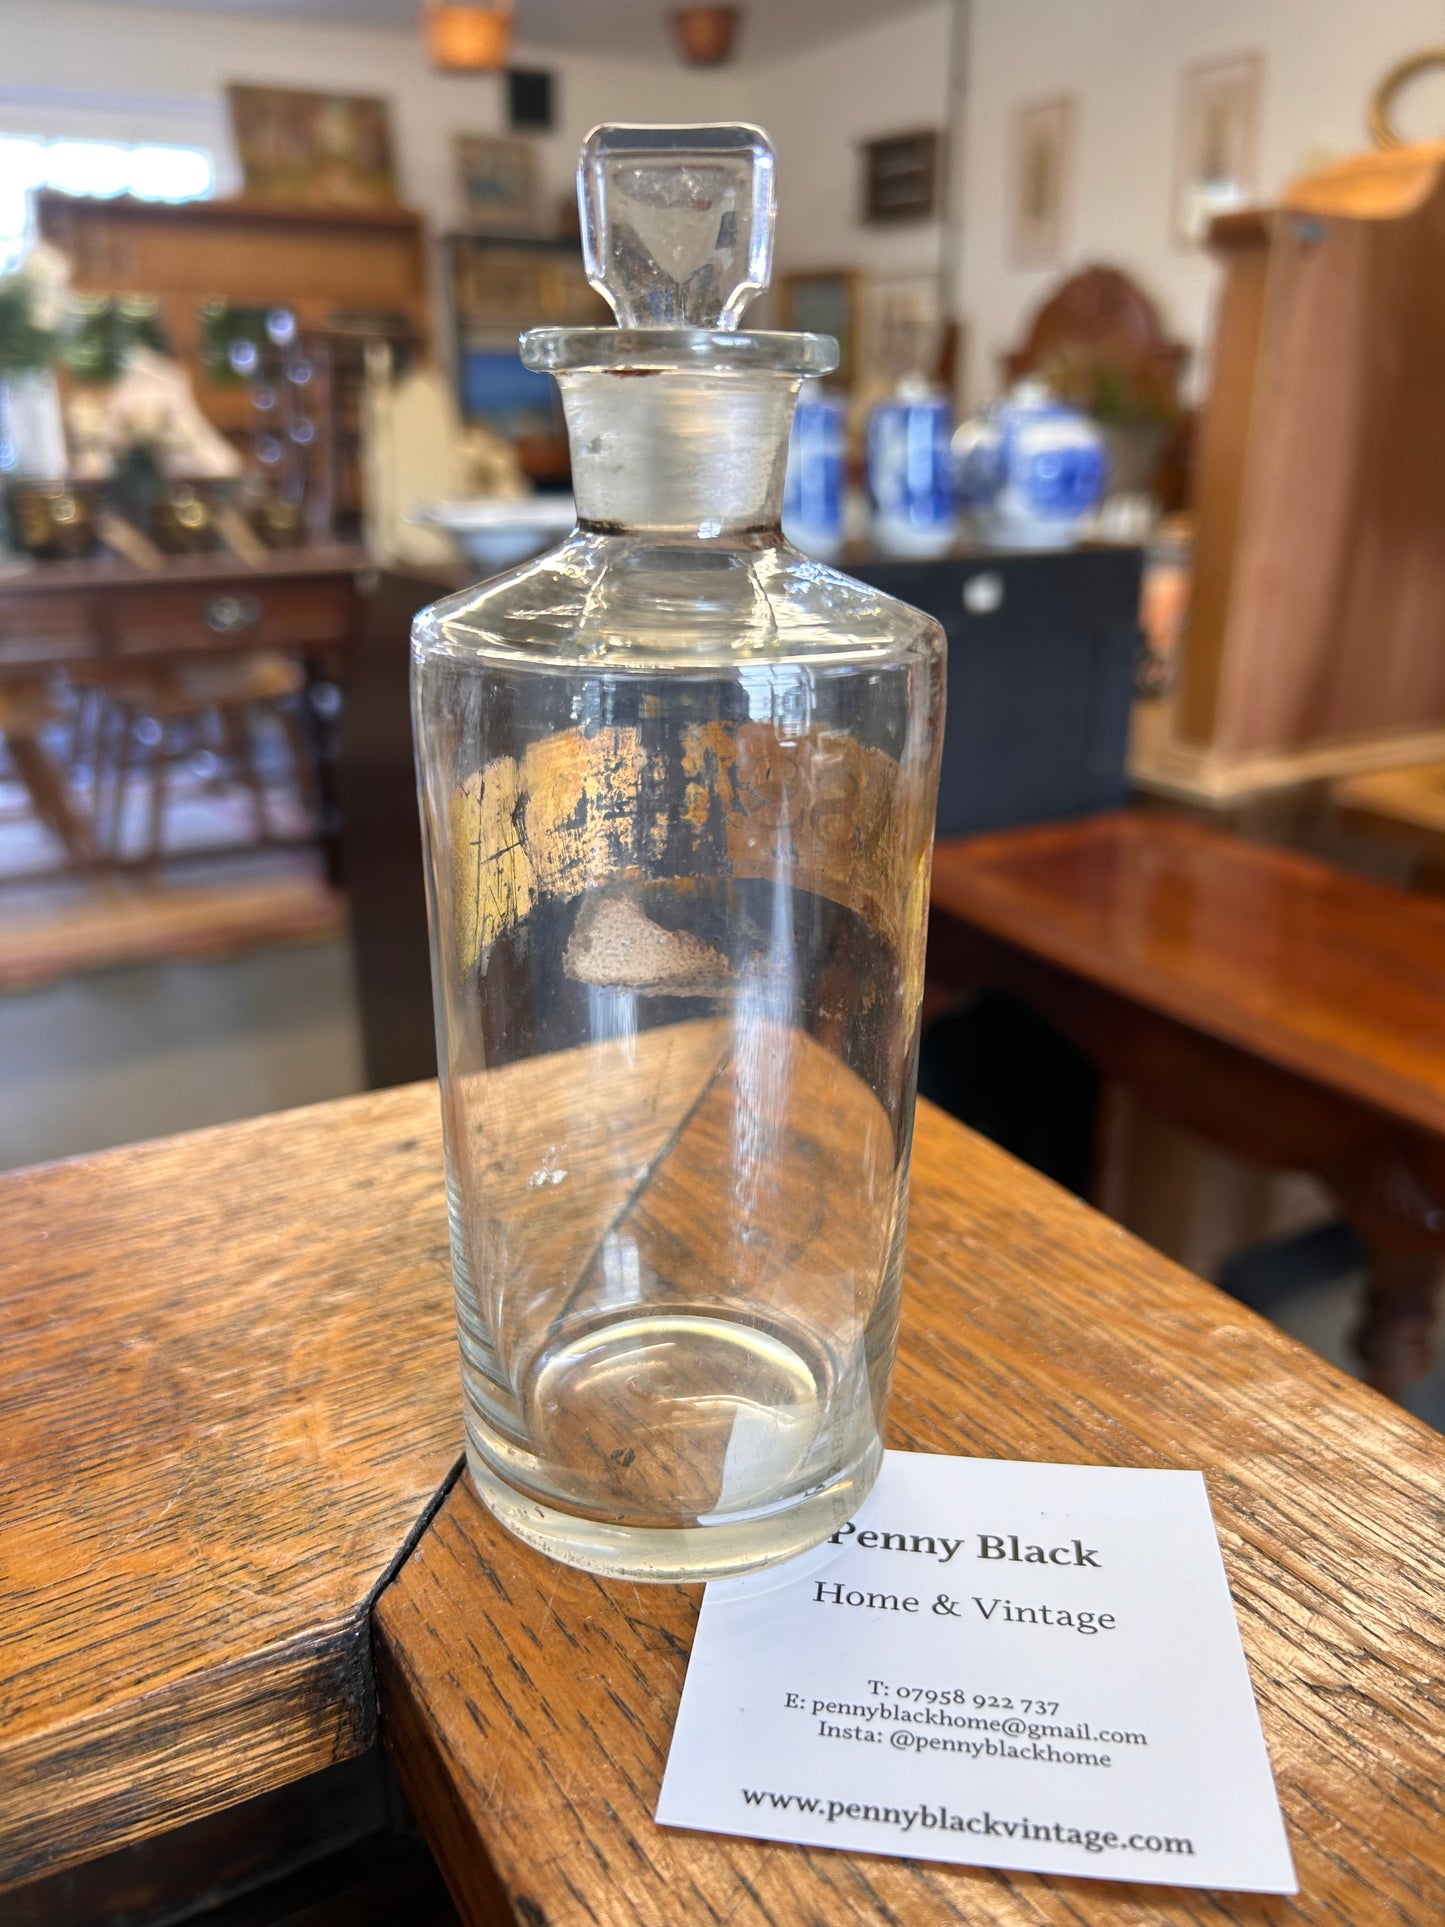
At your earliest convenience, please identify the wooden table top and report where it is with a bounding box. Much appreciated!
[0,1087,460,1890]
[1334,760,1445,847]
[930,810,1445,1138]
[0,545,370,596]
[376,1102,1445,1925]
[4,1075,1445,1919]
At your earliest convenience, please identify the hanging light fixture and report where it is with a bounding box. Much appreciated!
[671,6,742,67]
[425,0,514,74]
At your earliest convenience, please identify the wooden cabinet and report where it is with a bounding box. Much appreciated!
[847,544,1143,836]
[1180,142,1445,764]
[37,192,431,531]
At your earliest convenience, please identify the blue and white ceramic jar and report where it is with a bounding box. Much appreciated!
[782,384,846,558]
[867,381,956,557]
[952,379,1108,548]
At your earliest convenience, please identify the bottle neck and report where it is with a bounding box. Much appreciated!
[558,367,800,536]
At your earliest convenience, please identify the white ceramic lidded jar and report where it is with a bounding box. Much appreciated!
[411,124,945,1584]
[953,379,1108,547]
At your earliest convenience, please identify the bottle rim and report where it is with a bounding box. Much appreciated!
[520,327,838,378]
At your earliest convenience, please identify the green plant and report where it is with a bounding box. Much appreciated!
[197,299,273,385]
[65,295,171,384]
[0,276,63,373]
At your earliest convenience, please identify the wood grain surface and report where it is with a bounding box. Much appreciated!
[374,1095,1445,1925]
[929,811,1445,1137]
[1180,155,1445,760]
[1333,761,1445,878]
[0,1084,461,1890]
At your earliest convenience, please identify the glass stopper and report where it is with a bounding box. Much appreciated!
[578,123,776,331]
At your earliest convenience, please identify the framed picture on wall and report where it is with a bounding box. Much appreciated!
[861,130,943,225]
[1173,52,1263,245]
[779,269,860,389]
[456,134,542,234]
[858,273,945,392]
[1009,96,1075,269]
[227,84,398,208]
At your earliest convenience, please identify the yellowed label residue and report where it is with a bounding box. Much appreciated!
[452,721,928,974]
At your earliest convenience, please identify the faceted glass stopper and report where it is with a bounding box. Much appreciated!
[578,123,776,331]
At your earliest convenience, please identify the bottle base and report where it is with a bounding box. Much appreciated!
[463,1432,883,1583]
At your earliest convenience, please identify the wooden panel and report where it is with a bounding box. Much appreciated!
[374,1094,1445,1925]
[0,593,96,670]
[336,566,454,1089]
[39,194,428,313]
[6,1752,387,1925]
[930,811,1445,1137]
[109,577,356,656]
[0,1084,461,1890]
[1001,263,1188,393]
[1182,152,1445,758]
[0,552,368,679]
[1177,216,1272,745]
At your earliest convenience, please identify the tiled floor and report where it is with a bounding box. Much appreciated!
[0,936,365,1174]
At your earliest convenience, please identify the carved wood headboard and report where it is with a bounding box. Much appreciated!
[1001,264,1188,395]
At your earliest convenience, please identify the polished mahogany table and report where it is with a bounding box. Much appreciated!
[930,809,1445,1398]
[2,1077,1443,1922]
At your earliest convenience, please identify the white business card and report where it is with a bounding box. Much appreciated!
[657,1451,1296,1894]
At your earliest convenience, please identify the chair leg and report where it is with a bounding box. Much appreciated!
[76,688,105,812]
[6,731,97,864]
[277,697,320,828]
[106,704,134,862]
[145,715,169,870]
[222,703,271,844]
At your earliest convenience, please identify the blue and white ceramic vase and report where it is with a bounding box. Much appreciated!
[867,380,956,557]
[782,384,846,558]
[952,379,1108,548]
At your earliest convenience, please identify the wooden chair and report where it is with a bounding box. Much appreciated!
[0,679,96,866]
[75,654,317,868]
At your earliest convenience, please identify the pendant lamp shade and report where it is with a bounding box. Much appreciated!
[671,7,742,67]
[426,0,514,73]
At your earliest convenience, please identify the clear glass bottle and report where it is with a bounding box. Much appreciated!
[412,124,945,1582]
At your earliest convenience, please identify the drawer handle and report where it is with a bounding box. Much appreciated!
[962,572,1004,616]
[206,595,262,635]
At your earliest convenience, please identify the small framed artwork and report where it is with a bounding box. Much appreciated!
[227,85,398,208]
[1173,52,1263,245]
[779,268,861,389]
[861,130,942,225]
[1009,96,1075,269]
[858,273,944,392]
[456,134,542,234]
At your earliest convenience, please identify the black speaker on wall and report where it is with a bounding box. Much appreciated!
[508,69,554,131]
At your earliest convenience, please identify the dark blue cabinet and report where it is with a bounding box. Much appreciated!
[845,545,1143,838]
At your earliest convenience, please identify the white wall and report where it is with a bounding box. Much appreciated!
[959,0,1445,403]
[743,3,956,283]
[10,0,1443,406]
[1,0,959,303]
[0,1,725,231]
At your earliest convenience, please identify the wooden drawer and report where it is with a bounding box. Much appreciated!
[110,577,356,656]
[0,593,96,670]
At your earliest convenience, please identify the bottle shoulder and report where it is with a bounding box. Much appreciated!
[412,530,944,673]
